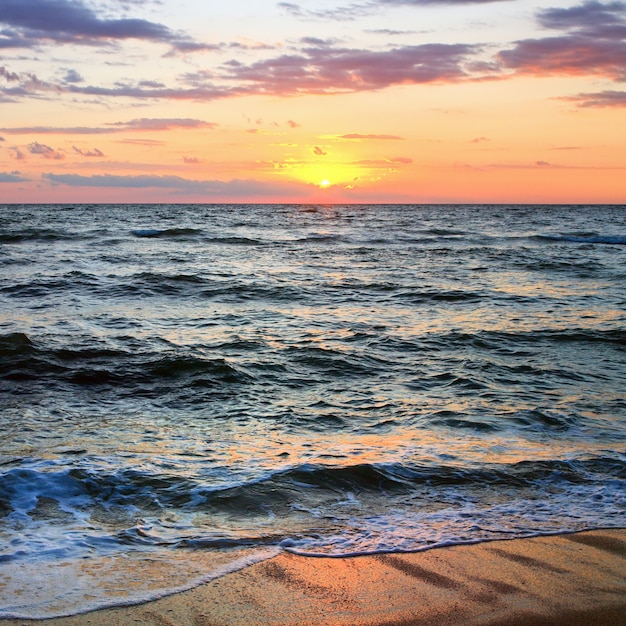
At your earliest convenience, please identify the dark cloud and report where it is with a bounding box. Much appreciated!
[0,65,61,99]
[72,145,104,157]
[0,170,28,182]
[313,146,327,155]
[42,173,306,197]
[560,89,626,107]
[379,0,509,4]
[278,2,374,21]
[27,141,64,159]
[65,81,239,100]
[366,29,419,35]
[0,118,218,134]
[225,43,478,94]
[0,66,20,82]
[537,0,626,37]
[280,0,508,21]
[0,0,172,46]
[44,173,210,190]
[0,0,214,53]
[498,1,626,81]
[63,69,83,84]
[9,147,25,160]
[107,118,219,131]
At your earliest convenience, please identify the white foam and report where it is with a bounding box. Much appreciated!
[0,546,280,620]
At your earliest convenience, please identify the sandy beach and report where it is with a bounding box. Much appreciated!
[1,529,624,626]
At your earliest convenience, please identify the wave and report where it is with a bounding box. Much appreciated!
[131,228,202,238]
[2,456,622,523]
[205,236,264,246]
[0,228,90,244]
[1,456,623,560]
[2,326,623,399]
[0,333,250,394]
[537,234,626,245]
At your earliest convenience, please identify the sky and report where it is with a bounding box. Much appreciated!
[0,0,625,204]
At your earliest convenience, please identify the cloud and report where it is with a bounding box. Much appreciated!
[225,43,478,94]
[0,0,173,46]
[0,0,215,54]
[0,66,20,82]
[0,118,218,134]
[278,2,374,21]
[537,0,626,37]
[3,39,480,103]
[42,172,307,197]
[0,170,28,182]
[386,156,413,163]
[72,145,104,157]
[64,81,239,100]
[497,1,626,81]
[559,89,626,107]
[117,138,165,146]
[280,0,508,21]
[338,133,405,140]
[63,69,83,84]
[0,65,56,99]
[352,156,413,166]
[287,120,301,128]
[366,29,419,35]
[379,0,510,4]
[107,118,219,131]
[28,141,64,159]
[183,156,201,163]
[9,147,25,160]
[313,146,327,155]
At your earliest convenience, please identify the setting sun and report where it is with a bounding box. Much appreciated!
[320,179,331,188]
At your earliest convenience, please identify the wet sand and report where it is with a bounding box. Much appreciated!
[2,529,624,625]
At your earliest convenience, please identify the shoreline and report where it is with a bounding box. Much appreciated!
[1,529,624,625]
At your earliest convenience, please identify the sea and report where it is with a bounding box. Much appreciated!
[1,203,625,619]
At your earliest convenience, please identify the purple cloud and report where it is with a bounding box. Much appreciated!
[0,170,28,182]
[560,89,626,107]
[72,146,104,157]
[42,172,307,197]
[0,0,215,53]
[0,118,218,134]
[498,1,626,81]
[280,0,508,21]
[0,0,172,45]
[107,118,219,131]
[225,43,478,95]
[27,141,63,159]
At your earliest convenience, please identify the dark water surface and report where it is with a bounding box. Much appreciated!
[1,204,625,617]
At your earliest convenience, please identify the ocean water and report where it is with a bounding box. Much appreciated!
[1,203,625,618]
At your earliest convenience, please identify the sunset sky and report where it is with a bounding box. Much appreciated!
[1,0,624,204]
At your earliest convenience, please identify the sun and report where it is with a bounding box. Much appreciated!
[320,179,331,188]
